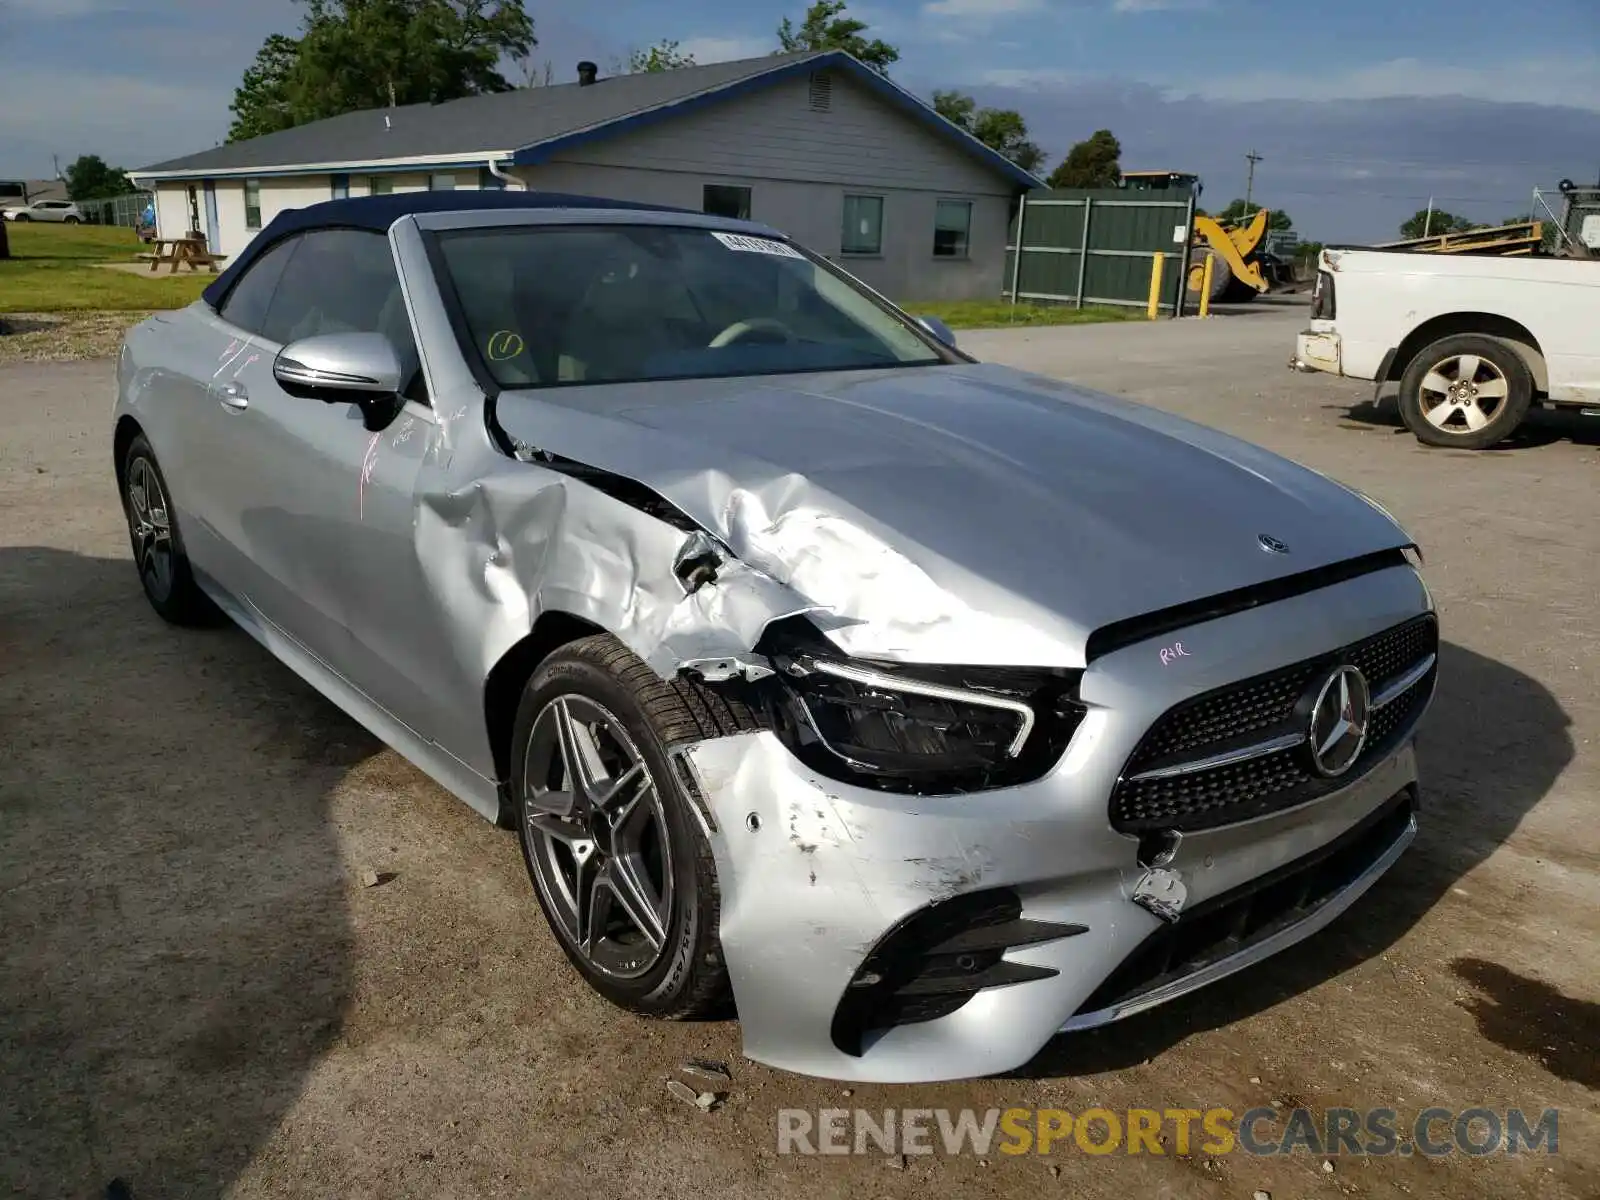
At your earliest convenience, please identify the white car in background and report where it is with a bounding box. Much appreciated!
[2,199,83,223]
[1292,246,1600,449]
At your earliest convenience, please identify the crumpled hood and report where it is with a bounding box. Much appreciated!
[493,361,1411,667]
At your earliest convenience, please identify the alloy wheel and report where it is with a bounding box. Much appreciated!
[126,456,174,601]
[521,695,675,980]
[1418,352,1509,434]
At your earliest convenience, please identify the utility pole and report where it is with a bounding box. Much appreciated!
[1244,149,1264,208]
[1423,196,1434,238]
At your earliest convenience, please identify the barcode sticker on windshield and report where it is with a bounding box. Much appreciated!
[711,231,805,259]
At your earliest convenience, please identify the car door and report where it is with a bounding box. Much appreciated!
[166,233,301,598]
[211,229,445,738]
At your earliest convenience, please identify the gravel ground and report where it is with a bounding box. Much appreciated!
[0,312,147,365]
[2,309,1596,1199]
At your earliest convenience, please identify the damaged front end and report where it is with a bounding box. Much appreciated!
[465,378,1430,1083]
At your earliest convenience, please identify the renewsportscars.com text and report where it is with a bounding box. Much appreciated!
[776,1106,1560,1158]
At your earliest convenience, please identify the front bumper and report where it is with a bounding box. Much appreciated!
[1292,329,1343,375]
[682,564,1433,1082]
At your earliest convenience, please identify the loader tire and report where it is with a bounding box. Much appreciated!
[1186,249,1232,305]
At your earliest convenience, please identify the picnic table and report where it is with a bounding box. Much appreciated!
[137,235,225,274]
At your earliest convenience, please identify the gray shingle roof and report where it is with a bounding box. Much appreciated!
[136,52,828,175]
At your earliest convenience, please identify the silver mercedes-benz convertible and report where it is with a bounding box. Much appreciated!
[114,191,1437,1082]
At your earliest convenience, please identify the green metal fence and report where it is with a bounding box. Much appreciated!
[1003,185,1199,315]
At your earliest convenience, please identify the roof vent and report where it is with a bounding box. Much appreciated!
[577,61,598,86]
[808,71,832,112]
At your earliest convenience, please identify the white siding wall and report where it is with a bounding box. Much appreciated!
[514,70,1017,301]
[152,171,485,258]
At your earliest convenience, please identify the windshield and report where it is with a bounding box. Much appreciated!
[434,224,947,389]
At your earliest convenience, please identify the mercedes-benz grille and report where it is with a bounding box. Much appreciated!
[1111,616,1437,833]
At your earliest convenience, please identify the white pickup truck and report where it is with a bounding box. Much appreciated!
[1291,249,1600,449]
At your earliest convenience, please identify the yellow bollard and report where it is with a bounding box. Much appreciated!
[1198,254,1215,319]
[1147,252,1165,320]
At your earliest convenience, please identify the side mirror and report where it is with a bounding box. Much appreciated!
[916,315,958,349]
[274,332,402,401]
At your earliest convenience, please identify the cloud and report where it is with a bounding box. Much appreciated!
[934,67,1592,243]
[1174,54,1600,111]
[923,0,1045,16]
[0,65,223,169]
[0,0,127,15]
[676,35,772,64]
[1111,0,1210,11]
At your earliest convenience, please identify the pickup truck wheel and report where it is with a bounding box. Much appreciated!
[1398,335,1532,450]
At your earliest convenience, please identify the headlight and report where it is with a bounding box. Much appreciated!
[746,619,1086,794]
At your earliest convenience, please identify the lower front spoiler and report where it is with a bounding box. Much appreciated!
[1061,788,1417,1032]
[681,731,1419,1083]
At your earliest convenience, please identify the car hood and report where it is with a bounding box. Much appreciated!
[493,362,1412,667]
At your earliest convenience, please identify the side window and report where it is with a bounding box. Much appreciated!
[259,228,425,401]
[218,235,300,335]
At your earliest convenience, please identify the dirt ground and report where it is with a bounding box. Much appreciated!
[2,307,1597,1199]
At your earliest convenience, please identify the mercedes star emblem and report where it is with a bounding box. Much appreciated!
[1308,665,1370,777]
[1258,534,1291,555]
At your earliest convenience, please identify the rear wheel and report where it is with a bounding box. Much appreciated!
[1397,334,1532,449]
[63,216,80,224]
[120,434,216,624]
[511,634,761,1018]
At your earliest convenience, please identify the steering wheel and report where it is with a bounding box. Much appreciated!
[708,317,797,348]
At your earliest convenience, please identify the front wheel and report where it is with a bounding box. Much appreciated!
[510,635,762,1018]
[11,214,29,222]
[1397,334,1533,449]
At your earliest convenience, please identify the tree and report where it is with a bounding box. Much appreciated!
[932,90,1044,173]
[1215,197,1292,232]
[63,155,134,201]
[228,0,536,143]
[627,40,696,73]
[777,1,898,75]
[1399,208,1475,239]
[228,33,301,141]
[1045,129,1121,189]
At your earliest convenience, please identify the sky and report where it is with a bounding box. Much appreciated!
[1,0,1596,243]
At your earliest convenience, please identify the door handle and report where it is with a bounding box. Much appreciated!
[216,381,249,411]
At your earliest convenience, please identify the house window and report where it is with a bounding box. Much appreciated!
[702,184,751,220]
[330,174,349,200]
[244,180,261,230]
[368,176,394,195]
[841,194,883,256]
[429,173,456,191]
[933,200,972,258]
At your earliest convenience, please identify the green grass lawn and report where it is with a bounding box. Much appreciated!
[0,223,211,313]
[906,299,1142,330]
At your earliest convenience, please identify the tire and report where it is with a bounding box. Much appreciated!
[1397,334,1533,450]
[510,634,762,1018]
[63,216,80,224]
[12,214,29,222]
[119,434,216,625]
[1186,248,1232,305]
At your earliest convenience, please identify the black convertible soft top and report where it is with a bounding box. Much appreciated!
[200,189,686,308]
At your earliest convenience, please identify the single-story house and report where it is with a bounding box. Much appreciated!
[128,50,1040,302]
